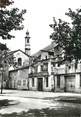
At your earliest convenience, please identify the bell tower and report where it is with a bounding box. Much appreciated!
[25,31,31,56]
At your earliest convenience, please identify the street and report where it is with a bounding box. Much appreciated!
[0,90,81,117]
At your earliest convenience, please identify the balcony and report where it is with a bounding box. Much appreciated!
[51,67,65,74]
[29,71,49,78]
[51,66,81,75]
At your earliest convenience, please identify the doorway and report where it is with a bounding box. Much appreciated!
[65,75,75,92]
[38,78,43,91]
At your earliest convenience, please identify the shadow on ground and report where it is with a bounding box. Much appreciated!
[1,96,81,117]
[0,99,19,109]
[0,107,81,117]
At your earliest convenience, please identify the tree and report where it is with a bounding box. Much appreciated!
[0,0,13,8]
[0,43,14,94]
[0,0,26,93]
[50,8,81,67]
[0,0,26,39]
[0,8,26,39]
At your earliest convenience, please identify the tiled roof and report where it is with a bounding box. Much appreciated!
[42,42,57,51]
[32,41,57,57]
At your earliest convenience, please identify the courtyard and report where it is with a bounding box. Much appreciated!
[0,90,81,117]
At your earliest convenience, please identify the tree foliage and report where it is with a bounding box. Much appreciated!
[0,43,15,93]
[0,0,26,93]
[0,0,26,40]
[50,8,81,62]
[0,43,14,68]
[0,0,26,67]
[0,0,13,8]
[0,8,26,39]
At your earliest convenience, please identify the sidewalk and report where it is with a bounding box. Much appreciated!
[1,89,81,99]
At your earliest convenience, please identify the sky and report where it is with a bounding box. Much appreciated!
[1,0,81,54]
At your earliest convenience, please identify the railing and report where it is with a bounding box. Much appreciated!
[52,67,81,75]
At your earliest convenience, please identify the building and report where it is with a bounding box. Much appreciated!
[9,66,29,90]
[9,49,30,69]
[8,31,81,92]
[28,42,63,91]
[28,41,81,93]
[8,31,31,90]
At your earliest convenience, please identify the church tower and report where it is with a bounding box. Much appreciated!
[25,31,31,56]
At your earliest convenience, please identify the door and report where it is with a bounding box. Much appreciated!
[57,75,60,88]
[38,78,43,91]
[65,75,75,92]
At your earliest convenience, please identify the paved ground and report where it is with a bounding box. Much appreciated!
[0,90,81,116]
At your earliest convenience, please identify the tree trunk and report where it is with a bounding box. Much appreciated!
[64,60,68,92]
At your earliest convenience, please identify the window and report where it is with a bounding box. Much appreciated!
[57,75,60,88]
[68,66,71,69]
[32,78,34,87]
[41,63,48,71]
[41,65,43,71]
[44,63,48,71]
[46,77,48,87]
[45,56,47,59]
[17,80,21,86]
[34,66,38,73]
[51,62,55,67]
[18,58,22,66]
[23,80,26,86]
[58,63,60,67]
[27,39,29,43]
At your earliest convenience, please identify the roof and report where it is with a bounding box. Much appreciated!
[42,41,57,51]
[32,41,57,57]
[9,49,31,57]
[9,65,29,73]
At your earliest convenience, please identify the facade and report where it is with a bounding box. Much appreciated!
[8,49,31,90]
[8,31,31,90]
[28,42,63,91]
[28,41,81,93]
[52,61,81,92]
[9,49,30,70]
[9,66,29,90]
[8,34,81,92]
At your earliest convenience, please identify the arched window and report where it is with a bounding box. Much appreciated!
[18,58,22,66]
[27,38,29,43]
